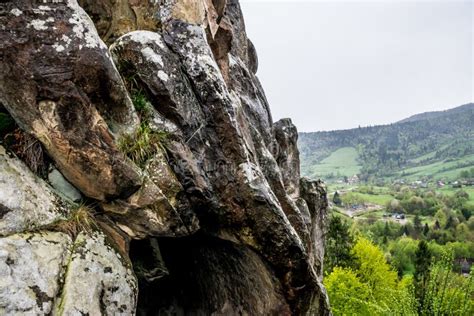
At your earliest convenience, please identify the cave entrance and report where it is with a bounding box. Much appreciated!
[129,233,225,315]
[129,233,286,315]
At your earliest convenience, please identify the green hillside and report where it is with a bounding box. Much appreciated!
[299,103,474,182]
[306,147,361,178]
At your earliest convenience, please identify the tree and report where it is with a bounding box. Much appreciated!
[420,252,474,315]
[414,240,432,312]
[324,215,354,273]
[414,215,422,237]
[324,267,372,315]
[333,191,342,206]
[423,223,430,236]
[325,238,417,315]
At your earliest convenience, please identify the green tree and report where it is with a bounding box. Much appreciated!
[326,238,417,315]
[423,223,430,236]
[421,252,474,315]
[324,215,354,273]
[324,267,372,315]
[333,191,342,206]
[414,240,432,312]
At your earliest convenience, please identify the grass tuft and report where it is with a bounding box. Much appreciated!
[118,123,168,167]
[48,204,98,238]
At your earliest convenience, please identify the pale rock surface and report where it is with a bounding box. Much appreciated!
[0,146,68,237]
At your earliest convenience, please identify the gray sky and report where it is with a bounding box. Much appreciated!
[240,0,473,132]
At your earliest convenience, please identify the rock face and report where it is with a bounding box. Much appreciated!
[0,0,330,315]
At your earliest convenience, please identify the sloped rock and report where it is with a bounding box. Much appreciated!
[55,231,137,315]
[0,232,71,315]
[0,146,68,236]
[0,0,141,201]
[274,118,302,199]
[48,168,82,203]
[0,0,331,314]
[300,177,329,277]
[78,0,162,44]
[111,7,328,312]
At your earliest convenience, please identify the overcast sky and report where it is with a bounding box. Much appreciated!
[239,0,473,132]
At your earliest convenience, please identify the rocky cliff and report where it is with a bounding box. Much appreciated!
[0,1,330,315]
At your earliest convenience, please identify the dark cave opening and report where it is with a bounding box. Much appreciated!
[129,233,290,316]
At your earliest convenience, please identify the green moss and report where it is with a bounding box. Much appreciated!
[131,91,153,121]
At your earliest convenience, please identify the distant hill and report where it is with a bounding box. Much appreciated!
[299,103,474,182]
[397,103,474,124]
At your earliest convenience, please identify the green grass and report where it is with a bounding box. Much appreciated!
[118,123,168,167]
[396,154,474,181]
[349,192,394,205]
[309,147,361,178]
[438,187,474,205]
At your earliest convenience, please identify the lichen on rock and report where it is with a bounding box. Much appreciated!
[0,0,331,315]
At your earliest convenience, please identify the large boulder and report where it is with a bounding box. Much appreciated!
[0,146,68,236]
[0,232,71,315]
[0,0,331,315]
[55,231,137,315]
[0,0,142,201]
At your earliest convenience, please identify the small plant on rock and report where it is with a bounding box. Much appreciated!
[49,204,99,238]
[118,123,168,167]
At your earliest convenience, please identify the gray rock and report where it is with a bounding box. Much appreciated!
[54,231,137,315]
[48,168,82,203]
[0,0,331,314]
[0,232,72,315]
[0,146,68,237]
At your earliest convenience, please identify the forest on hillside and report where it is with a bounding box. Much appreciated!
[299,103,474,182]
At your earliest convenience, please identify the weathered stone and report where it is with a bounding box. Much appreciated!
[48,168,82,202]
[0,0,331,314]
[54,231,137,315]
[105,177,197,240]
[0,232,72,315]
[274,118,302,199]
[0,146,68,236]
[300,177,329,278]
[0,0,142,201]
[78,0,162,44]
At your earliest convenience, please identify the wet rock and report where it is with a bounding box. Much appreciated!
[0,146,68,236]
[0,232,71,315]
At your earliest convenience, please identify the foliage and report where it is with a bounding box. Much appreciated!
[325,237,417,315]
[299,103,474,181]
[46,205,98,238]
[420,251,474,315]
[3,128,49,177]
[324,215,354,273]
[333,191,342,206]
[118,123,168,167]
[325,267,373,315]
[132,91,153,121]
